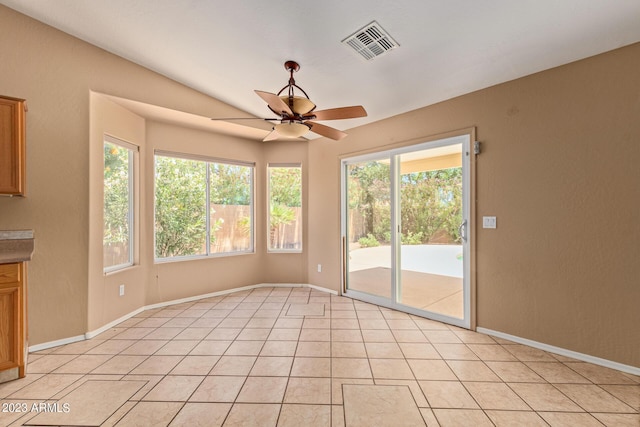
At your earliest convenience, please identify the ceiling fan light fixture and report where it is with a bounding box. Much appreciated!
[280,96,315,115]
[274,122,309,138]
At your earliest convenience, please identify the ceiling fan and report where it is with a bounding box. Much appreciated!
[212,60,367,141]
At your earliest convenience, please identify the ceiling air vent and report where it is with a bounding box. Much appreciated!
[342,21,399,61]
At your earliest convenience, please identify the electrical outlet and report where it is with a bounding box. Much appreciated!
[483,216,497,229]
[317,264,322,273]
[119,284,125,296]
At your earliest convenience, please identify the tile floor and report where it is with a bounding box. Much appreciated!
[0,286,638,426]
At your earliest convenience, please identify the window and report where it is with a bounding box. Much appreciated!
[154,151,254,260]
[103,136,136,272]
[268,164,302,252]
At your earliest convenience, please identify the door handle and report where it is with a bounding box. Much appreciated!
[459,220,467,243]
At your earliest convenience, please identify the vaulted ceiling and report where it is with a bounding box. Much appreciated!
[3,0,640,139]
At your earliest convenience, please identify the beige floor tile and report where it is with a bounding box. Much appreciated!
[174,327,212,340]
[423,330,462,344]
[226,309,257,318]
[51,339,105,355]
[170,355,219,375]
[524,361,590,383]
[463,381,530,410]
[189,375,245,402]
[291,357,331,377]
[565,362,638,384]
[412,318,450,330]
[418,408,439,427]
[142,375,204,401]
[332,318,361,330]
[485,410,548,426]
[52,354,112,374]
[129,355,183,375]
[555,383,636,412]
[300,328,331,341]
[121,374,164,401]
[364,342,403,359]
[284,377,331,404]
[509,383,583,411]
[332,378,375,404]
[386,319,419,330]
[268,328,301,341]
[333,342,367,358]
[446,360,501,382]
[26,380,146,426]
[162,317,198,327]
[331,310,358,319]
[261,340,298,356]
[237,328,271,340]
[287,303,325,316]
[224,403,281,427]
[274,318,304,329]
[90,355,147,375]
[485,361,545,382]
[332,358,372,379]
[246,317,277,328]
[502,344,556,362]
[399,342,441,359]
[600,384,640,409]
[375,379,429,407]
[190,317,223,328]
[356,310,384,319]
[0,373,44,398]
[142,327,184,340]
[409,359,457,381]
[225,340,265,356]
[358,319,390,330]
[189,340,232,355]
[278,404,331,427]
[113,401,183,427]
[210,355,256,376]
[361,329,396,343]
[217,317,250,328]
[592,413,640,427]
[369,358,414,380]
[205,328,242,340]
[26,354,78,373]
[120,340,168,355]
[343,384,425,427]
[9,374,81,400]
[169,402,231,427]
[467,344,517,361]
[419,380,479,409]
[249,356,294,376]
[237,376,288,403]
[155,339,199,356]
[538,411,604,426]
[451,330,495,344]
[393,330,429,343]
[296,341,331,357]
[331,329,364,342]
[432,408,494,427]
[433,343,479,361]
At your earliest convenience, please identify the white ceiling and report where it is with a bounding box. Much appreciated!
[3,0,640,139]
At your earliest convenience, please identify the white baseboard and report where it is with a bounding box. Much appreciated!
[29,283,336,352]
[477,327,640,377]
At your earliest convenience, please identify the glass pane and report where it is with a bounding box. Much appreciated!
[209,163,253,253]
[154,155,207,258]
[346,159,392,298]
[268,166,302,251]
[397,145,464,318]
[104,141,133,270]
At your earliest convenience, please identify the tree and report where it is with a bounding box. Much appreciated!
[103,143,131,262]
[154,156,207,258]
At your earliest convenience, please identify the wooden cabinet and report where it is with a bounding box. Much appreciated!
[0,96,26,196]
[0,263,26,382]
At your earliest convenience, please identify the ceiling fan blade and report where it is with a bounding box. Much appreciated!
[305,121,347,141]
[210,117,278,121]
[308,106,367,121]
[255,90,293,116]
[263,129,280,141]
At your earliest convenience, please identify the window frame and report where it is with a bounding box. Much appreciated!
[154,150,255,263]
[267,163,303,253]
[103,135,137,273]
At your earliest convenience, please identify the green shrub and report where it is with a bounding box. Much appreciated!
[358,234,380,248]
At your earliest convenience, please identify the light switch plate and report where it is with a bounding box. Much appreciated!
[483,216,497,229]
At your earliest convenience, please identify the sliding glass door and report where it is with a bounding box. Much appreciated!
[342,135,471,328]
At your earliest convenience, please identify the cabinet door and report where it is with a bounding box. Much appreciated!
[0,96,26,195]
[0,263,23,375]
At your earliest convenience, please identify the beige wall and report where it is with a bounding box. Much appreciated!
[1,5,638,368]
[307,43,640,367]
